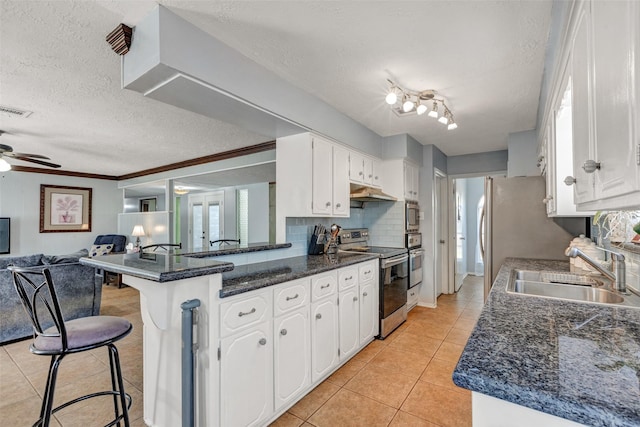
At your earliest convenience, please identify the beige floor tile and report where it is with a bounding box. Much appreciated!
[403,320,450,341]
[401,381,471,427]
[0,361,39,408]
[325,358,366,387]
[368,346,430,380]
[460,307,482,320]
[382,322,410,344]
[129,417,149,427]
[0,396,61,427]
[433,342,465,363]
[350,339,386,364]
[25,353,108,393]
[444,328,472,346]
[308,388,397,427]
[420,357,465,392]
[288,381,340,420]
[269,412,304,427]
[389,410,440,426]
[343,364,417,408]
[387,331,442,358]
[452,317,478,332]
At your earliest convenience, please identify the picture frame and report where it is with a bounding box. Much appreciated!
[0,217,9,254]
[40,185,92,233]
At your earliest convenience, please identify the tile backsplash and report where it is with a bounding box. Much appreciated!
[216,201,406,266]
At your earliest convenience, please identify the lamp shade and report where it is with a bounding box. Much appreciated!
[132,225,145,237]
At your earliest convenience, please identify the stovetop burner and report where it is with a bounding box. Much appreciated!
[338,229,407,259]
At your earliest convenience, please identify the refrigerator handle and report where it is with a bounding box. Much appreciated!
[479,207,485,262]
[483,177,493,302]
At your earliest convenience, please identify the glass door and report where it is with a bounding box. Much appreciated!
[188,191,224,251]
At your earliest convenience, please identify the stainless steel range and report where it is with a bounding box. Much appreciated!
[339,228,408,339]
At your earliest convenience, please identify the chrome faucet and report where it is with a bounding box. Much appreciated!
[565,247,626,293]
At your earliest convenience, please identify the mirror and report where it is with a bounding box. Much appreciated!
[173,162,276,251]
[123,180,167,213]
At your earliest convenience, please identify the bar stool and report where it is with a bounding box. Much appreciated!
[10,266,133,427]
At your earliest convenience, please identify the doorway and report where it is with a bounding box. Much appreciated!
[188,191,225,251]
[434,170,448,298]
[448,176,485,293]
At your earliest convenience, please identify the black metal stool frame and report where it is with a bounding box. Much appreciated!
[10,266,132,427]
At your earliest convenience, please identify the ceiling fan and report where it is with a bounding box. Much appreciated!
[0,131,61,171]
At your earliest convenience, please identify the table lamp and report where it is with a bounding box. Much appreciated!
[132,225,145,249]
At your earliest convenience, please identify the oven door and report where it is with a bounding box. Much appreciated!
[409,249,424,288]
[380,254,409,319]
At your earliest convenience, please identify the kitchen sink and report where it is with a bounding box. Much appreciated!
[506,269,637,306]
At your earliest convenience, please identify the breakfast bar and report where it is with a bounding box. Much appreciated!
[80,250,378,427]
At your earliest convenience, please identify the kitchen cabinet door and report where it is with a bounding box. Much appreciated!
[332,145,350,216]
[363,157,373,185]
[349,151,365,183]
[359,281,377,344]
[570,1,596,204]
[338,288,359,360]
[404,162,419,201]
[590,0,638,200]
[371,158,382,188]
[220,321,273,427]
[274,307,310,411]
[312,136,334,215]
[310,297,339,382]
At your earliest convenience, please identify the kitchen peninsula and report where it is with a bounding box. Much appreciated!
[453,258,640,427]
[81,248,379,427]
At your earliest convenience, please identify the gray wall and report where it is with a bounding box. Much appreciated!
[447,150,508,176]
[0,171,121,256]
[507,130,539,177]
[464,177,485,274]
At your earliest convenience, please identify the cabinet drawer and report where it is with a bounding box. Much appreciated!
[274,278,310,316]
[338,267,358,291]
[359,261,377,283]
[220,290,272,337]
[311,272,337,301]
[407,287,419,311]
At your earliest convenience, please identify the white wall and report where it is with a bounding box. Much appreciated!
[0,170,121,256]
[247,182,270,243]
[507,130,539,177]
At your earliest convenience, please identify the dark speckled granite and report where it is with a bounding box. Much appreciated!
[80,253,234,282]
[453,258,640,427]
[182,242,291,258]
[220,253,378,298]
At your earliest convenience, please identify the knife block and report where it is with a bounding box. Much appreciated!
[308,233,326,255]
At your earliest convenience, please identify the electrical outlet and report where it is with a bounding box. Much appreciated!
[419,211,425,220]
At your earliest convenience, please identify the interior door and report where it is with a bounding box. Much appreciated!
[188,191,224,251]
[435,173,449,296]
[454,181,467,291]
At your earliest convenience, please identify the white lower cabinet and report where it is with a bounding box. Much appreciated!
[311,297,339,382]
[359,281,377,343]
[274,306,310,411]
[220,320,273,427]
[218,260,378,426]
[338,287,359,360]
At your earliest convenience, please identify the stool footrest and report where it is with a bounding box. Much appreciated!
[33,391,132,427]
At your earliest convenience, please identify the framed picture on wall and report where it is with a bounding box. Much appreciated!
[40,184,92,233]
[0,217,9,254]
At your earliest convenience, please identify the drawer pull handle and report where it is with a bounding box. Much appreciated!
[363,292,368,297]
[259,338,267,346]
[280,329,288,336]
[286,294,299,301]
[346,276,353,280]
[321,283,331,289]
[353,296,358,302]
[326,201,331,207]
[365,270,371,274]
[238,308,256,317]
[316,313,322,320]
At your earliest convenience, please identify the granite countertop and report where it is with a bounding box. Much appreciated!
[80,252,234,282]
[181,242,292,258]
[453,258,640,427]
[220,253,378,298]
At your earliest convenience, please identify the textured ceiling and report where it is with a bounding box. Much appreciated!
[0,1,552,176]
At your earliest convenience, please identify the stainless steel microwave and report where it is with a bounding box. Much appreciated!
[405,201,420,232]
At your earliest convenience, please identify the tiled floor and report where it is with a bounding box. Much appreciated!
[0,275,484,427]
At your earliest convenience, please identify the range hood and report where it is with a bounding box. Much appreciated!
[350,185,397,202]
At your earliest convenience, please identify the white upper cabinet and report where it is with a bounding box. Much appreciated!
[382,159,419,201]
[564,0,640,210]
[276,132,350,219]
[349,151,365,183]
[349,151,382,188]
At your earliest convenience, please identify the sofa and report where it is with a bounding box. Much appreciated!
[0,249,101,344]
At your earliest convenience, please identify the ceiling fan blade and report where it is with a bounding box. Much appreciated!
[3,152,51,160]
[10,156,61,168]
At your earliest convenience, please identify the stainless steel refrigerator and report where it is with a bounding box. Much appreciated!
[481,176,575,300]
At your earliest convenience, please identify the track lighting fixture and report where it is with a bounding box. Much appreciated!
[384,79,457,129]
